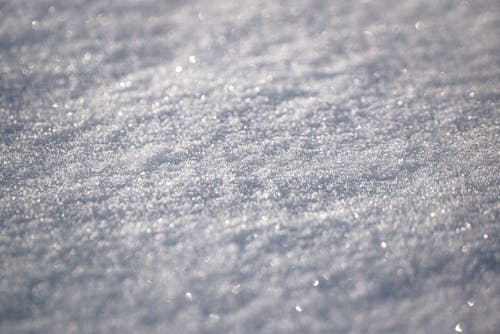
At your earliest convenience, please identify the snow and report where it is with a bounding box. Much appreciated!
[1,0,499,333]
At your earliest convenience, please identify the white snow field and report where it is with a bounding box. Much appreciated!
[1,0,499,333]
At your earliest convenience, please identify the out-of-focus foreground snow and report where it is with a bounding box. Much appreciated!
[1,0,499,333]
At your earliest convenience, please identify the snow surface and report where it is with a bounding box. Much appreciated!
[1,0,499,333]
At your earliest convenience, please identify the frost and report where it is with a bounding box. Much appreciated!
[1,0,499,333]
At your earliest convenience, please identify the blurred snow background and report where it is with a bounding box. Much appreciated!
[1,0,499,332]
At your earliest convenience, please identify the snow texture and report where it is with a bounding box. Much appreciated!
[1,0,499,333]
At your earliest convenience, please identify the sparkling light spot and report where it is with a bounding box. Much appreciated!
[189,56,197,64]
[455,323,463,332]
[381,241,387,248]
[231,284,241,294]
[175,66,183,73]
[295,305,302,312]
[313,280,319,287]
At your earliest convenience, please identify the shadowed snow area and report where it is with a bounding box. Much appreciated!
[1,0,499,333]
